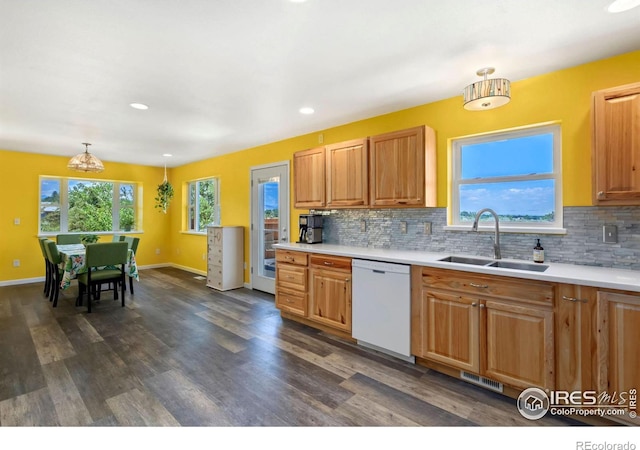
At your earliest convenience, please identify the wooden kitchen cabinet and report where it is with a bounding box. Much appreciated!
[595,290,640,425]
[325,138,369,207]
[412,266,555,391]
[592,81,640,205]
[293,146,326,208]
[555,284,597,393]
[369,125,436,207]
[416,288,479,373]
[275,249,308,317]
[308,254,352,333]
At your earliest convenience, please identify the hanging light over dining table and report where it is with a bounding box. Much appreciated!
[67,142,105,173]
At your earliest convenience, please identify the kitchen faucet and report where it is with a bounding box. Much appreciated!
[471,208,501,260]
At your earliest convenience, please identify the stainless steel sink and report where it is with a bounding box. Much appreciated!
[438,255,494,265]
[487,260,549,272]
[438,255,549,272]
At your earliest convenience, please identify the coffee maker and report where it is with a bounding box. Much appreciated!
[298,214,323,244]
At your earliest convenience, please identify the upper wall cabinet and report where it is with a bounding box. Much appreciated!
[325,138,369,208]
[369,125,437,207]
[294,146,326,208]
[592,81,640,205]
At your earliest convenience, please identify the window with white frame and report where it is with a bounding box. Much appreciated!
[39,177,138,233]
[450,123,562,231]
[187,178,220,232]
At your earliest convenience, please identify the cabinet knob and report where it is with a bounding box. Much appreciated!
[323,261,334,266]
[479,304,485,309]
[471,302,478,307]
[470,282,489,289]
[597,191,605,198]
[562,295,588,304]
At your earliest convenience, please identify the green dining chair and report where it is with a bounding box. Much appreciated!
[38,237,51,297]
[77,242,128,313]
[44,239,64,307]
[56,234,81,244]
[122,236,140,294]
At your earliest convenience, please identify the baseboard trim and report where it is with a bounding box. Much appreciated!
[0,276,45,287]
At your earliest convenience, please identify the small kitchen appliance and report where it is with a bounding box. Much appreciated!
[298,214,323,244]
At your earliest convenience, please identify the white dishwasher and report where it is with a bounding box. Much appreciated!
[351,259,414,362]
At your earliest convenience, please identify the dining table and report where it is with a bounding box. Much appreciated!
[56,243,139,291]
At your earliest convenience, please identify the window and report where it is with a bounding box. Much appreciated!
[187,178,220,232]
[450,123,563,232]
[39,177,139,233]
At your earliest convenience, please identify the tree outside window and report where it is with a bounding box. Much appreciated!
[39,177,138,233]
[188,178,220,232]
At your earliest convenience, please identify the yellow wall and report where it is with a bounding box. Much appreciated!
[0,150,171,282]
[1,50,639,284]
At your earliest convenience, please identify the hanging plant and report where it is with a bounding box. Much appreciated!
[155,164,174,214]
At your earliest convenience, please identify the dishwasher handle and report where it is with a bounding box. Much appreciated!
[372,269,386,274]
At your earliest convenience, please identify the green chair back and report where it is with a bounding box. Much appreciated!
[38,237,48,259]
[56,234,81,244]
[112,234,125,242]
[44,239,61,265]
[122,236,140,254]
[85,242,128,268]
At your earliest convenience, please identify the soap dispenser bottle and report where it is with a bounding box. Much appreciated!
[533,239,544,263]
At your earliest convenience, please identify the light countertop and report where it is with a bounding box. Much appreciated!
[273,242,640,293]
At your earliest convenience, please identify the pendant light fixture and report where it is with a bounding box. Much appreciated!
[463,67,511,111]
[67,142,105,173]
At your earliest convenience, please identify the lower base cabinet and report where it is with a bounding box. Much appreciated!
[596,290,640,425]
[275,250,352,336]
[412,266,555,391]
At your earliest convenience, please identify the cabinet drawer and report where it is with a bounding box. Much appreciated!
[275,250,308,266]
[276,289,307,317]
[208,254,223,267]
[276,265,307,291]
[310,254,352,272]
[421,268,553,305]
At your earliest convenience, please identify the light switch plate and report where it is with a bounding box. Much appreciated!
[603,225,618,243]
[360,220,366,232]
[424,222,432,235]
[400,221,407,234]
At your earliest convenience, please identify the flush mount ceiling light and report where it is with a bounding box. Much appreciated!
[299,107,315,115]
[607,0,640,12]
[463,67,511,111]
[130,102,149,110]
[67,142,105,173]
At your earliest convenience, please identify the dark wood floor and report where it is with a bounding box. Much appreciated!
[0,267,583,428]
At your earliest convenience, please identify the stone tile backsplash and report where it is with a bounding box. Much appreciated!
[314,207,640,270]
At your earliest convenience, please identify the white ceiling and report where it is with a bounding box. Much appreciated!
[1,0,639,168]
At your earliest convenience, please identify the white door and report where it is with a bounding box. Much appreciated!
[250,162,290,294]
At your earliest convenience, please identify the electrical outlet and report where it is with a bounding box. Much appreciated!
[13,259,20,267]
[400,221,407,234]
[14,218,20,225]
[318,133,324,144]
[603,225,618,243]
[424,222,432,235]
[360,220,367,232]
[202,253,206,260]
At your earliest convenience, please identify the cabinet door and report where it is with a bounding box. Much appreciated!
[592,82,640,205]
[294,146,326,208]
[596,291,640,425]
[309,268,352,332]
[555,284,597,392]
[326,138,369,207]
[414,288,479,373]
[369,126,436,207]
[483,299,555,390]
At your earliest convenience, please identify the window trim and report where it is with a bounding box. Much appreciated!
[186,176,220,234]
[447,122,566,234]
[38,176,141,235]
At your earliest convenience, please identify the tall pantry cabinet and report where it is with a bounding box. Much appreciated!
[206,226,244,291]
